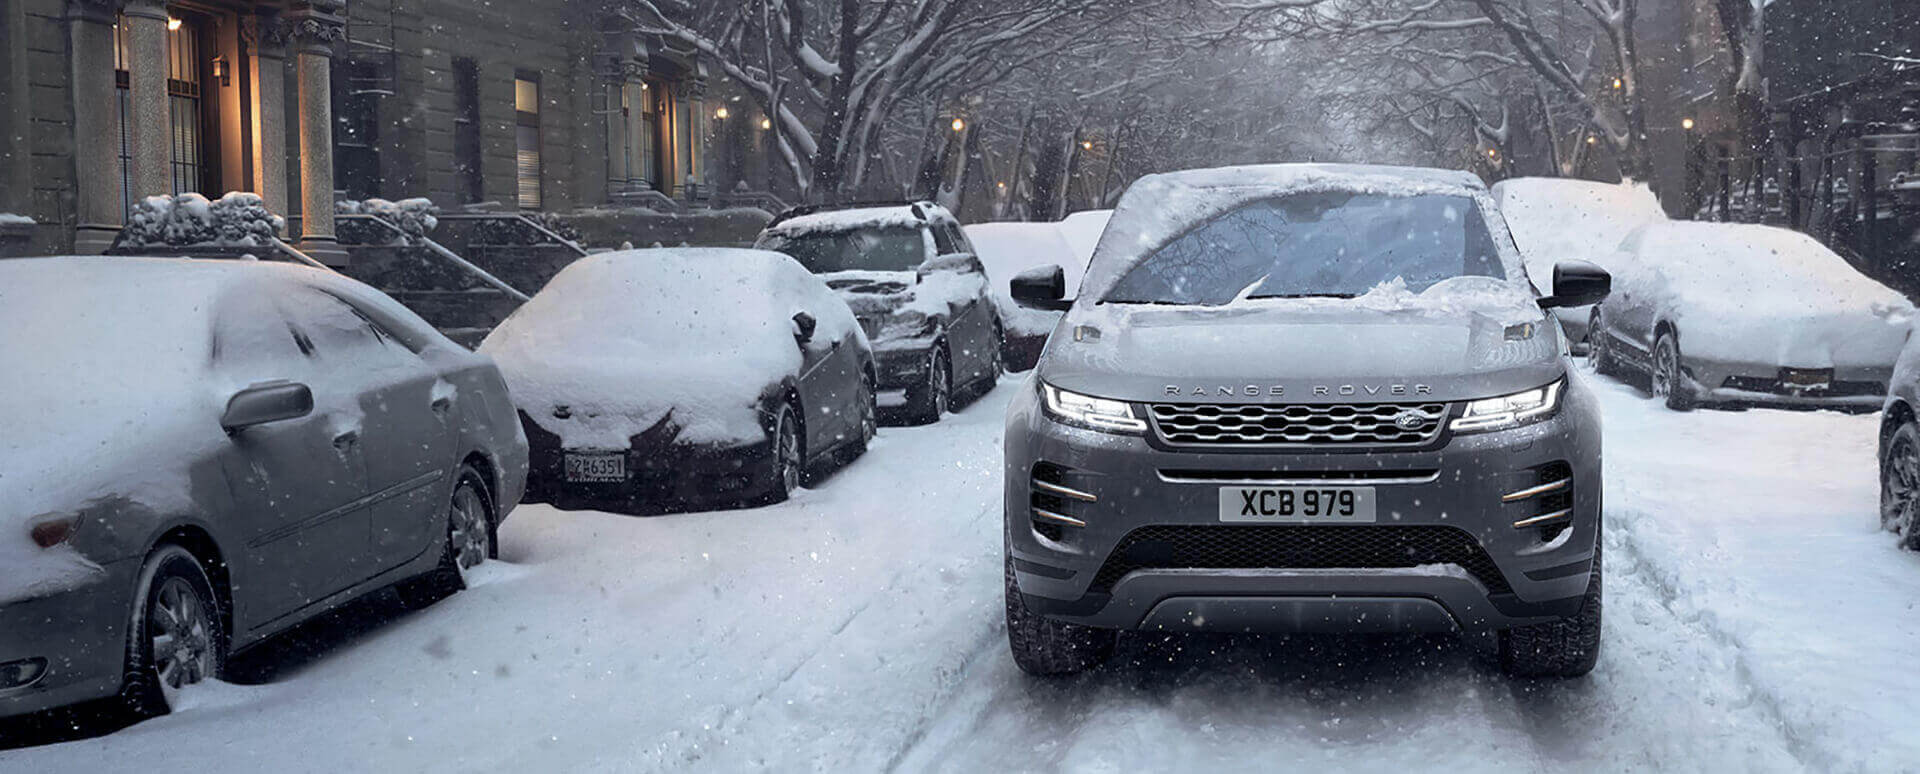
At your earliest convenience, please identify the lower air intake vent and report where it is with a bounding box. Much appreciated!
[1091,525,1510,593]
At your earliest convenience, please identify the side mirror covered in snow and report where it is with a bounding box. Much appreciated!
[222,381,314,433]
[1539,261,1611,310]
[792,311,818,345]
[1011,265,1072,312]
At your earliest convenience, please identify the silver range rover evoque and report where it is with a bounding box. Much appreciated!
[1000,164,1613,678]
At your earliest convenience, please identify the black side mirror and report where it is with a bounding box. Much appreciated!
[792,311,818,344]
[1011,265,1072,311]
[222,381,314,433]
[1539,260,1612,309]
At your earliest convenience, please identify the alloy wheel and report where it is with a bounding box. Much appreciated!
[778,407,802,494]
[1884,428,1920,540]
[930,350,951,416]
[1653,337,1678,398]
[449,483,492,584]
[150,576,216,708]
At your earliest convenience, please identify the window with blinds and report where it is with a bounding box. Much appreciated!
[515,76,542,210]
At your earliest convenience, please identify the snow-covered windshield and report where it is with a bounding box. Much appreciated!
[759,226,926,273]
[1103,192,1505,305]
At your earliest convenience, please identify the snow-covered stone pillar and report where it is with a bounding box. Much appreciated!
[65,0,125,253]
[243,10,289,225]
[121,0,171,203]
[288,0,345,264]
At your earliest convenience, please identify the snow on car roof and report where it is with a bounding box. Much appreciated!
[763,206,928,237]
[480,248,862,447]
[1079,163,1508,303]
[1492,177,1667,277]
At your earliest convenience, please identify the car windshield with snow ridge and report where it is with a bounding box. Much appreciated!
[755,201,1004,424]
[1001,163,1616,678]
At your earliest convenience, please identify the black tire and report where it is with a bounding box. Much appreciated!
[397,465,495,609]
[1588,308,1618,376]
[904,346,952,425]
[120,545,226,718]
[756,402,803,505]
[846,375,878,460]
[1881,421,1920,550]
[1004,552,1114,676]
[1498,541,1603,678]
[1651,331,1696,411]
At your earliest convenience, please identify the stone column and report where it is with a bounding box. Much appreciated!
[67,0,125,253]
[121,0,170,203]
[603,78,625,199]
[243,11,289,224]
[626,64,649,192]
[287,1,346,264]
[686,72,708,199]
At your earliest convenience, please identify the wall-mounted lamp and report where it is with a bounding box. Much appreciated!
[167,17,182,31]
[212,56,230,87]
[760,117,772,130]
[714,107,730,120]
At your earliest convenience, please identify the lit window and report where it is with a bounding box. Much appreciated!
[515,76,542,210]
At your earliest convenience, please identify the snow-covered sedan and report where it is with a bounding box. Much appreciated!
[1589,221,1914,410]
[482,248,876,511]
[755,202,1001,423]
[0,257,528,721]
[1491,177,1667,347]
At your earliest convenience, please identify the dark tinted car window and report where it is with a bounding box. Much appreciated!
[760,226,927,273]
[932,223,959,255]
[1104,192,1505,306]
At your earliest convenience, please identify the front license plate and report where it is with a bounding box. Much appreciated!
[1219,486,1377,523]
[1780,368,1833,390]
[564,452,627,483]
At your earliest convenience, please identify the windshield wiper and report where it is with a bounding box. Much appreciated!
[1246,292,1359,299]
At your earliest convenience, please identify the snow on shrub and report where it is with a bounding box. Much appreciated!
[121,192,285,248]
[473,211,584,247]
[337,197,441,242]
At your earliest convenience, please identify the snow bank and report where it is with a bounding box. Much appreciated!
[1079,164,1515,303]
[763,207,923,238]
[120,192,285,248]
[965,214,1108,338]
[1615,221,1913,367]
[1490,177,1666,283]
[480,248,861,448]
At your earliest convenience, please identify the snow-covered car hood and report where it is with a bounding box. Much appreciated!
[492,349,783,450]
[1039,278,1563,404]
[823,270,919,317]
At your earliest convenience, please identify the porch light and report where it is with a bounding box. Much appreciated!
[167,17,182,30]
[760,117,772,130]
[1682,117,1696,131]
[212,56,230,86]
[715,107,729,120]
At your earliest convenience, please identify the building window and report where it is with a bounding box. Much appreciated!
[166,12,205,195]
[334,59,385,200]
[515,75,542,210]
[114,15,131,217]
[452,58,482,204]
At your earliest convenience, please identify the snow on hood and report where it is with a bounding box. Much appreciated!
[821,268,985,335]
[1618,221,1915,368]
[763,207,924,238]
[1492,177,1667,280]
[480,248,862,448]
[1045,276,1557,404]
[1079,164,1502,302]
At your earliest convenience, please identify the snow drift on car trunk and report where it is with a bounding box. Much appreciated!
[480,248,862,449]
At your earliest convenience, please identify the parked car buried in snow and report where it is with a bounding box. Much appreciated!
[755,201,1001,423]
[1001,164,1612,679]
[1878,331,1920,550]
[480,248,877,511]
[1491,177,1667,349]
[0,257,529,721]
[1587,221,1915,411]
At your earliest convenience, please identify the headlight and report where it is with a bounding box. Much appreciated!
[1041,383,1146,433]
[1451,379,1564,433]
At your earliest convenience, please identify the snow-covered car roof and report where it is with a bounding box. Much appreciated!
[479,248,864,447]
[1492,177,1667,278]
[1078,163,1508,303]
[762,202,954,238]
[1621,221,1913,308]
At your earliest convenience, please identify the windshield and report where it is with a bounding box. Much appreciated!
[759,226,926,273]
[1104,192,1505,305]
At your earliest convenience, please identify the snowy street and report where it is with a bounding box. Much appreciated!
[5,369,1917,773]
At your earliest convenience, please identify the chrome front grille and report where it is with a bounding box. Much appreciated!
[1148,402,1450,447]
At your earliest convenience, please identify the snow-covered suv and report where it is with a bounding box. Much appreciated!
[756,202,1002,423]
[1000,164,1612,678]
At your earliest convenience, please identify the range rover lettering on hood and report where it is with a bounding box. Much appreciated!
[1164,383,1435,399]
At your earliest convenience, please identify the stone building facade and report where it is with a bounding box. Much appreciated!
[0,0,723,263]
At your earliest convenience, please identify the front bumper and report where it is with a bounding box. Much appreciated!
[872,339,936,392]
[0,558,139,719]
[1002,382,1602,633]
[1681,356,1889,410]
[519,413,779,509]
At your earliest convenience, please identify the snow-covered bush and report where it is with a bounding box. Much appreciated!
[474,211,584,247]
[121,192,286,248]
[337,197,441,242]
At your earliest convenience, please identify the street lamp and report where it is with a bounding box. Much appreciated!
[760,117,772,130]
[1081,140,1094,151]
[1611,77,1623,90]
[1682,117,1696,131]
[715,107,730,120]
[1587,135,1598,145]
[950,118,966,132]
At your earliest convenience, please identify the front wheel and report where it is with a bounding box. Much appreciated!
[1499,542,1602,678]
[121,545,226,717]
[1004,553,1114,676]
[1651,332,1696,411]
[1588,309,1618,376]
[756,402,803,505]
[1881,421,1920,549]
[905,347,951,425]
